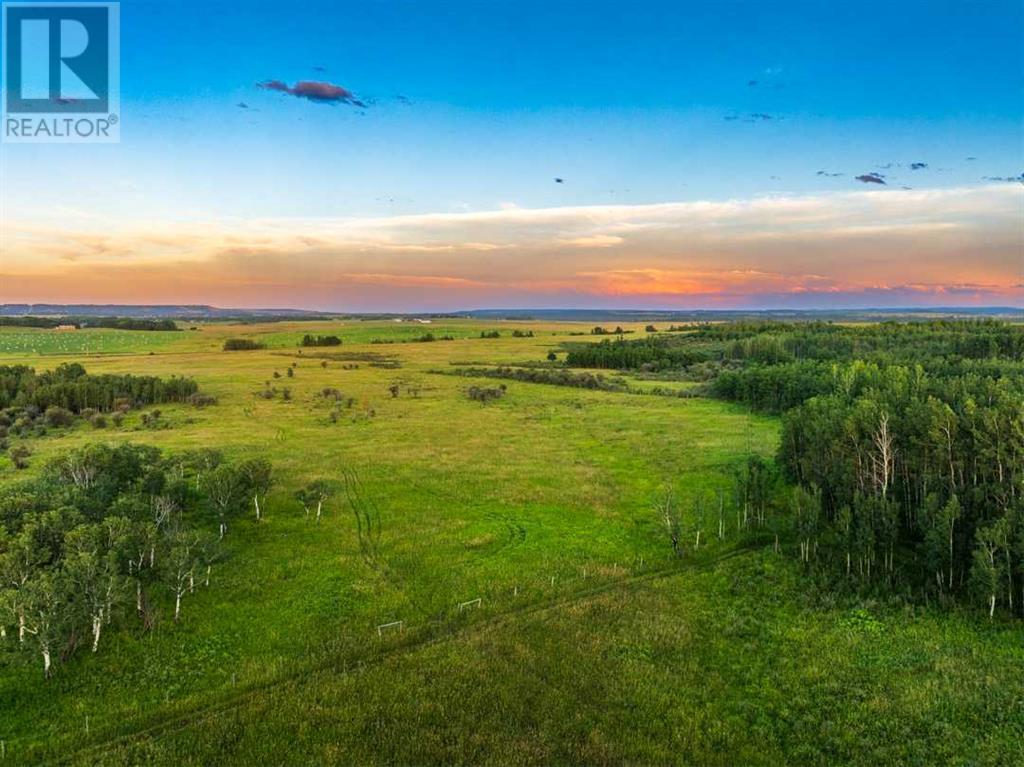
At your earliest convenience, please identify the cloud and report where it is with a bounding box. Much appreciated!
[855,173,886,185]
[3,185,1020,310]
[559,235,625,248]
[910,162,928,170]
[257,79,366,107]
[816,171,843,177]
[723,112,777,122]
[983,174,1024,183]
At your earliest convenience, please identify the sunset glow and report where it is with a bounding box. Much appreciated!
[1,0,1021,311]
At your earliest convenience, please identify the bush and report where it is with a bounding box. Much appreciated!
[223,338,265,351]
[10,445,30,469]
[43,406,74,428]
[466,385,506,403]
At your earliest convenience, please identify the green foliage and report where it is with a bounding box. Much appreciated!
[466,385,506,403]
[449,366,627,391]
[223,339,266,351]
[0,444,244,676]
[566,336,707,371]
[300,334,342,347]
[0,363,199,414]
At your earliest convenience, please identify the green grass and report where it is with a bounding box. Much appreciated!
[82,552,1024,766]
[0,327,187,356]
[0,321,1020,765]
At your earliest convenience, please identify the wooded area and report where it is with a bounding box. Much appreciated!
[566,320,1024,616]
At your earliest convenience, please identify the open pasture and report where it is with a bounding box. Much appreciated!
[0,320,1020,765]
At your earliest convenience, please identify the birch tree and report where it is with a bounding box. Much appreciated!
[239,459,274,522]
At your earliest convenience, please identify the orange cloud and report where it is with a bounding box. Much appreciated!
[1,185,1021,309]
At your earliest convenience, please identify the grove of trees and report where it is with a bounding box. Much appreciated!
[0,444,274,676]
[301,334,342,347]
[0,363,199,417]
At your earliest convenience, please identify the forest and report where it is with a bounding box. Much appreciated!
[564,320,1024,617]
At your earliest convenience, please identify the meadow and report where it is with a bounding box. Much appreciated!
[0,320,1021,765]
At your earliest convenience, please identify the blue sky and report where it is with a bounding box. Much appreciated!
[1,0,1022,309]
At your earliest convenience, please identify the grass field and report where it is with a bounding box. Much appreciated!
[0,321,1021,765]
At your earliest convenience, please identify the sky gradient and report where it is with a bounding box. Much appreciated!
[1,0,1022,311]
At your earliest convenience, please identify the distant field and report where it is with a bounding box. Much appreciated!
[0,327,187,356]
[0,321,1020,765]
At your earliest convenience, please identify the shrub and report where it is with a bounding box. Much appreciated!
[140,411,163,428]
[467,385,506,403]
[43,406,74,428]
[10,445,30,469]
[223,338,265,351]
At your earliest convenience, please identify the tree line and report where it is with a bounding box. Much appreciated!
[0,363,199,415]
[0,317,179,331]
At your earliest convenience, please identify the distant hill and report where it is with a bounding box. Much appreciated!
[0,304,331,320]
[457,307,1024,322]
[1,304,1019,323]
